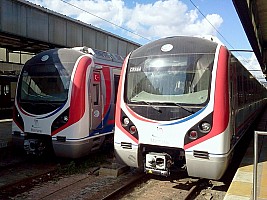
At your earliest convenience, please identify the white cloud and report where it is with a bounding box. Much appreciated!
[27,0,223,43]
[126,1,223,41]
[29,0,127,27]
[182,14,223,36]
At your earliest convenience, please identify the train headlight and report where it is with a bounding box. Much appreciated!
[122,117,130,126]
[13,107,24,130]
[129,125,137,135]
[188,130,198,140]
[120,110,139,140]
[199,122,211,133]
[63,115,69,122]
[51,109,69,132]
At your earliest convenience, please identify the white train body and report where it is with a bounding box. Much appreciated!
[12,47,122,158]
[114,36,266,179]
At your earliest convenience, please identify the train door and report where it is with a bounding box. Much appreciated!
[113,69,121,105]
[109,69,121,122]
[90,70,103,132]
[230,56,238,147]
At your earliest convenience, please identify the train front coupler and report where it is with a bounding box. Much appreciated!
[24,138,46,156]
[144,152,173,176]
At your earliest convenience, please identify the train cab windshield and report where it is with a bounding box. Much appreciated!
[126,53,214,106]
[19,63,70,103]
[16,48,82,115]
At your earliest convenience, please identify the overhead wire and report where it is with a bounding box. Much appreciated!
[190,0,265,81]
[60,0,262,78]
[188,0,265,80]
[60,0,249,52]
[188,0,250,61]
[188,0,236,50]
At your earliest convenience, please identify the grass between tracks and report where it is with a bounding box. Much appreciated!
[57,152,113,175]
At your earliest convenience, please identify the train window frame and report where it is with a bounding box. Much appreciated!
[113,74,120,104]
[4,84,10,94]
[125,53,214,106]
[93,83,100,106]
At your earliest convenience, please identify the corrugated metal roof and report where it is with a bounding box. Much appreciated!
[256,0,267,48]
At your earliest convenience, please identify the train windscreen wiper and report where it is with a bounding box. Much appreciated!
[138,101,162,113]
[160,102,195,114]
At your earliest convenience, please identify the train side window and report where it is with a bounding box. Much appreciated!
[93,84,100,105]
[4,85,9,94]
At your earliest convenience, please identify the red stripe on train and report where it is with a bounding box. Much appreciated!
[184,46,230,149]
[52,56,92,136]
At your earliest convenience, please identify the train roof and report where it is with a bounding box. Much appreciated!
[24,47,124,67]
[130,36,219,59]
[196,35,225,46]
[72,46,124,64]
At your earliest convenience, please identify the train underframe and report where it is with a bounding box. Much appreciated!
[115,143,231,180]
[12,132,53,156]
[12,132,111,158]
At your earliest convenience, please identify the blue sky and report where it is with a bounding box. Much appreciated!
[187,1,249,49]
[27,0,265,82]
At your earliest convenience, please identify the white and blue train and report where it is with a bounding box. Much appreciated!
[12,47,123,158]
[114,36,267,179]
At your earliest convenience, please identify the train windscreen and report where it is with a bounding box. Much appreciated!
[126,53,214,105]
[19,63,70,103]
[17,49,82,114]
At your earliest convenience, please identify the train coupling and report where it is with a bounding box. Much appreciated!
[24,139,46,156]
[144,152,172,176]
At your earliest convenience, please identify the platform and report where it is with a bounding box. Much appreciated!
[224,110,267,200]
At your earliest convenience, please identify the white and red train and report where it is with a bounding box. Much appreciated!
[12,47,123,158]
[114,36,267,179]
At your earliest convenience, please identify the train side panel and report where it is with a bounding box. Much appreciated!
[52,59,121,158]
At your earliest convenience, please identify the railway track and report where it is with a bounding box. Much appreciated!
[0,156,59,198]
[6,166,144,200]
[101,128,254,200]
[100,130,254,200]
[101,173,147,200]
[105,174,226,200]
[4,165,227,200]
[0,144,239,200]
[0,146,114,199]
[0,158,234,200]
[0,124,253,200]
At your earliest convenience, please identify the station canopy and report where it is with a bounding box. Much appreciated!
[233,0,267,75]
